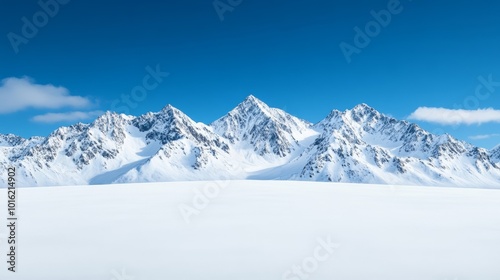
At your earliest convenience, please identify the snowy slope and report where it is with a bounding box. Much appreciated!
[491,145,500,163]
[211,95,316,158]
[294,104,500,187]
[10,112,148,186]
[0,180,499,279]
[115,105,242,182]
[0,96,499,188]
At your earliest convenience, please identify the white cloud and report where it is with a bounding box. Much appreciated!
[32,111,104,123]
[0,77,91,114]
[469,134,500,140]
[408,107,500,125]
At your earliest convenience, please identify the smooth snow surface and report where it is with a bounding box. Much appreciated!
[1,180,499,279]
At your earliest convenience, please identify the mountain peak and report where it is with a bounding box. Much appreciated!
[91,111,129,128]
[492,144,500,151]
[351,103,377,113]
[215,95,274,121]
[160,104,190,120]
[95,110,119,120]
[491,145,500,162]
[211,95,313,157]
[245,94,259,102]
[161,104,176,112]
[0,134,26,147]
[239,95,269,110]
[347,103,382,122]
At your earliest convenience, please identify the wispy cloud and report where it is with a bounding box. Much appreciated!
[0,77,91,114]
[32,111,104,123]
[469,134,500,140]
[408,107,500,125]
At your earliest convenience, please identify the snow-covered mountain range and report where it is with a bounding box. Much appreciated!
[2,95,500,187]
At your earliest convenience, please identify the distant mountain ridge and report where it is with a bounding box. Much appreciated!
[1,95,499,188]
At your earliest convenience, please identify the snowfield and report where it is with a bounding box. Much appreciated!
[1,180,500,279]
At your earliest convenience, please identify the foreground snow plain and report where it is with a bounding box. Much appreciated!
[1,180,500,280]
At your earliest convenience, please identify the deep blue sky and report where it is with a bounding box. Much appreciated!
[1,0,499,148]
